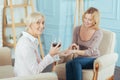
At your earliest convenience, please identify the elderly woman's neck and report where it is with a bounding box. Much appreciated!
[27,29,38,38]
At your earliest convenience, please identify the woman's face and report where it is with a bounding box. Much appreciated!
[30,18,45,37]
[83,13,95,28]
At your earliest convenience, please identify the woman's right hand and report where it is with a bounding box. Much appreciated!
[59,49,72,57]
[49,42,61,57]
[68,43,79,50]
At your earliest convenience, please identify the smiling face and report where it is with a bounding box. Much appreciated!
[30,18,45,37]
[25,12,45,38]
[83,13,94,28]
[82,7,100,30]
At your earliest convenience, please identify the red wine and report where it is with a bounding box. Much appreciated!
[52,43,61,47]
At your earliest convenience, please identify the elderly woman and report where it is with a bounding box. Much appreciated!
[14,12,68,76]
[66,7,103,80]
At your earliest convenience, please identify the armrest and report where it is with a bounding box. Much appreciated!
[0,47,12,66]
[94,53,118,71]
[0,65,14,79]
[1,72,58,80]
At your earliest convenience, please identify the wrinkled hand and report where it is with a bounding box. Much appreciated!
[49,42,61,57]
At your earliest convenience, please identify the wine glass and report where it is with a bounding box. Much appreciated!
[52,35,61,48]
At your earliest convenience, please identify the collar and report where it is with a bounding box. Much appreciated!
[22,31,38,44]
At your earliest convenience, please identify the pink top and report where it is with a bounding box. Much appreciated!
[72,26,103,58]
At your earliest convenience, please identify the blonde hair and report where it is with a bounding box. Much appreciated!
[82,7,100,30]
[24,12,45,30]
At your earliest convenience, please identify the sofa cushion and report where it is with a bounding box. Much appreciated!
[54,63,94,80]
[0,72,58,80]
[0,47,12,66]
[99,29,115,56]
[82,69,93,80]
[0,65,14,79]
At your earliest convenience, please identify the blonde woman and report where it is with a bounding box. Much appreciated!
[66,7,103,80]
[14,12,68,76]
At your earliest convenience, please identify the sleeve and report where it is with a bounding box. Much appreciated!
[21,45,55,74]
[84,30,103,56]
[72,27,79,44]
[52,55,60,61]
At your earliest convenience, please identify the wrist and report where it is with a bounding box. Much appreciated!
[49,53,55,57]
[58,53,64,57]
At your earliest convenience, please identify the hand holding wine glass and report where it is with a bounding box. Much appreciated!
[52,42,61,47]
[52,36,62,47]
[49,37,62,57]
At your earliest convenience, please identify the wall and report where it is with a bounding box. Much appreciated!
[36,0,75,55]
[0,5,3,47]
[37,0,120,66]
[36,0,61,55]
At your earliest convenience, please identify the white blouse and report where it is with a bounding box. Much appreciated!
[14,32,59,76]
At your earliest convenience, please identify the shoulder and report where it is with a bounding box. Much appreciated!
[96,29,103,36]
[74,26,81,32]
[15,36,34,55]
[16,36,32,48]
[17,36,29,44]
[94,29,103,40]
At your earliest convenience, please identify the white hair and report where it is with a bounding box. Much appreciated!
[24,12,45,31]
